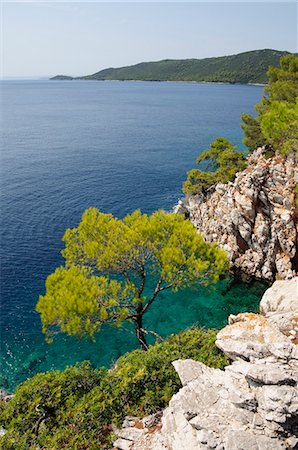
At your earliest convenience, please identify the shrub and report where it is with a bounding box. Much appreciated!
[183,138,247,195]
[0,328,228,449]
[260,100,298,157]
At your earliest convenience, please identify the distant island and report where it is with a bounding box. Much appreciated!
[51,49,291,84]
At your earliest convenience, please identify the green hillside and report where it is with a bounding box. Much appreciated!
[51,49,291,84]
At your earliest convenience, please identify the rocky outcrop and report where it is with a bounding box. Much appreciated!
[0,390,14,403]
[114,279,298,450]
[260,277,298,344]
[0,391,13,438]
[113,414,162,450]
[175,149,298,281]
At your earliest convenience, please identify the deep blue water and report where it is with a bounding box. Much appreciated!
[1,80,266,391]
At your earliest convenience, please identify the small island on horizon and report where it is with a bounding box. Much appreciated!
[51,48,291,84]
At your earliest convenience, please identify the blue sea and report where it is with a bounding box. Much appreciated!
[1,80,266,391]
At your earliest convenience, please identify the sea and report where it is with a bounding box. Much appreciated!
[1,80,267,391]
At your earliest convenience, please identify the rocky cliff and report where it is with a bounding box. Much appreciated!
[175,148,298,282]
[114,278,298,450]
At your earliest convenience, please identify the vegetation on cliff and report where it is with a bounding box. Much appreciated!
[51,49,289,84]
[241,54,298,156]
[184,54,298,195]
[183,138,247,195]
[0,329,228,449]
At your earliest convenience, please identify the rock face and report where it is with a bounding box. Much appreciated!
[176,149,298,281]
[113,414,162,450]
[260,277,298,344]
[0,390,14,403]
[114,279,298,450]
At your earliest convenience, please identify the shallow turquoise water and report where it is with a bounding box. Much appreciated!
[1,278,266,391]
[1,80,265,391]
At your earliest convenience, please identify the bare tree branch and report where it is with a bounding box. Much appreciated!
[141,328,164,342]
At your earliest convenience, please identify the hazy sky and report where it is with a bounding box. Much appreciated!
[2,1,297,78]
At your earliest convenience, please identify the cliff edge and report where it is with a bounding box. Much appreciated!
[175,148,298,281]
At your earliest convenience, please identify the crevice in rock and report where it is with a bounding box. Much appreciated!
[233,225,250,254]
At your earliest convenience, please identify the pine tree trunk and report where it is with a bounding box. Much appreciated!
[135,308,148,350]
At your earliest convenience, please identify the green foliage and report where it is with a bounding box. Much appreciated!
[183,138,247,195]
[266,54,298,102]
[184,54,297,197]
[241,113,267,151]
[295,184,298,208]
[37,265,131,342]
[0,362,106,449]
[260,100,298,156]
[53,49,289,84]
[241,54,298,155]
[0,329,228,449]
[37,209,229,348]
[183,169,217,195]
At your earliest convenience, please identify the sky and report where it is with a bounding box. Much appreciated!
[1,1,297,78]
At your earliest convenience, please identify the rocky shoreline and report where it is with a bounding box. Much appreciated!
[3,280,296,448]
[114,277,298,450]
[175,148,298,282]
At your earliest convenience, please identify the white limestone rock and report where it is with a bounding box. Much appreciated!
[260,278,298,315]
[260,278,298,343]
[216,313,298,362]
[0,390,14,402]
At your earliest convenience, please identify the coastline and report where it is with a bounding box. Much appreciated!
[50,77,267,87]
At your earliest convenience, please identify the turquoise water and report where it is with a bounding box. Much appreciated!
[1,80,266,391]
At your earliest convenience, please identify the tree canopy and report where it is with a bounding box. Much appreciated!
[36,209,229,349]
[183,137,247,195]
[241,54,298,156]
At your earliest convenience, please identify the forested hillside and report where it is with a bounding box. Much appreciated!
[52,49,290,84]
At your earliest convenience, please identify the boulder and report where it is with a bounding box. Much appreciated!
[260,278,298,343]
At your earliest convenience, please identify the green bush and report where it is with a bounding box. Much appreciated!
[260,100,298,156]
[183,138,247,195]
[0,328,228,449]
[241,113,267,151]
[183,169,217,195]
[241,54,298,156]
